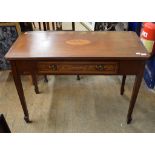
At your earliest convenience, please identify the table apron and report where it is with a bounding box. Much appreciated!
[13,60,146,76]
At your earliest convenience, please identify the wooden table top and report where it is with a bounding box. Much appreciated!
[5,31,149,60]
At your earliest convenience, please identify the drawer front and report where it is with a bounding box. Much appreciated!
[37,61,119,74]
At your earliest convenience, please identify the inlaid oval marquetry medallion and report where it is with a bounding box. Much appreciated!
[66,39,91,45]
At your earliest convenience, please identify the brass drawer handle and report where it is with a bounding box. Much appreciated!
[49,64,57,71]
[96,64,104,71]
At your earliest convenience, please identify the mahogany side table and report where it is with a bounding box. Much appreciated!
[5,31,149,124]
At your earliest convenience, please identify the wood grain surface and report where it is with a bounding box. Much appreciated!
[5,31,149,60]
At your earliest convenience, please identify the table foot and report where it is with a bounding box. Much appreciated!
[44,75,48,83]
[24,116,32,123]
[120,89,124,95]
[127,117,132,124]
[35,88,40,94]
[77,75,80,80]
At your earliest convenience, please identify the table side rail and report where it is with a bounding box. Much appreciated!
[13,60,146,75]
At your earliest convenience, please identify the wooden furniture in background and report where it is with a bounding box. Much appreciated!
[5,31,149,124]
[33,22,75,31]
[72,22,75,31]
[32,22,55,31]
[55,22,75,31]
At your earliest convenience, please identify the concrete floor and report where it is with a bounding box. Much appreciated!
[0,71,155,132]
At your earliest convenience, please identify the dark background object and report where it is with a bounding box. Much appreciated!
[128,22,142,36]
[19,22,33,32]
[144,55,155,88]
[94,22,128,31]
[0,114,11,133]
[95,22,118,31]
[0,23,20,70]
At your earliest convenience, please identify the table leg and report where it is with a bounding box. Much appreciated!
[127,74,143,124]
[11,62,31,123]
[31,74,40,94]
[120,75,126,95]
[44,75,48,83]
[77,75,80,80]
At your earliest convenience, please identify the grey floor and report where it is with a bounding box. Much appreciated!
[0,71,155,132]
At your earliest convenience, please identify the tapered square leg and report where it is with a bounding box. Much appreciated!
[44,75,48,83]
[120,75,126,95]
[127,74,143,124]
[77,75,80,80]
[11,62,31,123]
[24,116,32,123]
[31,74,39,94]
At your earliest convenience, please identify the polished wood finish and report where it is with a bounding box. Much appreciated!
[32,23,49,86]
[5,31,149,124]
[37,61,118,74]
[6,31,148,60]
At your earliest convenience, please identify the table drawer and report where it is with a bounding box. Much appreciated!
[37,61,119,74]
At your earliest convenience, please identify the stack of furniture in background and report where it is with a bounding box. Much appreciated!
[94,22,128,31]
[31,22,75,31]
